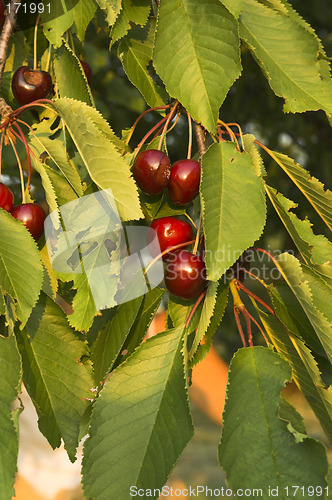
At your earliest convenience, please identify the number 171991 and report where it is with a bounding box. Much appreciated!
[6,3,51,14]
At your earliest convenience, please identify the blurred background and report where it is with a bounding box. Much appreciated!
[1,0,331,498]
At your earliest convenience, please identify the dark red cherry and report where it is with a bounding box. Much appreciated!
[150,217,193,259]
[168,159,201,205]
[11,203,45,241]
[12,66,53,105]
[164,250,207,299]
[80,60,92,85]
[133,149,171,195]
[0,183,14,212]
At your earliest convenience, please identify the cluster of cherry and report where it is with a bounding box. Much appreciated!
[0,182,45,241]
[0,59,92,241]
[133,149,207,299]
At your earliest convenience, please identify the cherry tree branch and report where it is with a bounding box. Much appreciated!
[194,123,206,159]
[0,0,20,91]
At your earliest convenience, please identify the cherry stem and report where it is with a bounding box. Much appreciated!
[187,111,192,159]
[218,119,240,150]
[8,134,26,203]
[236,280,275,315]
[12,122,33,189]
[144,239,196,275]
[157,101,178,151]
[151,112,180,142]
[226,122,244,150]
[239,304,253,347]
[233,307,247,348]
[0,131,4,177]
[246,310,270,347]
[193,214,202,255]
[126,105,171,146]
[33,14,40,71]
[133,114,168,160]
[184,212,197,229]
[45,42,52,73]
[185,291,206,329]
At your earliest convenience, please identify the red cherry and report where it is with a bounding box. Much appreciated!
[0,183,14,212]
[133,149,171,195]
[12,66,53,105]
[150,217,193,259]
[11,203,45,241]
[80,60,92,85]
[164,250,207,299]
[168,159,201,205]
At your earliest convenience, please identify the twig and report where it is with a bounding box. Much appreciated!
[194,123,206,158]
[0,0,20,93]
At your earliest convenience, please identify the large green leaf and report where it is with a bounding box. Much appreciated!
[0,210,43,327]
[16,295,94,461]
[260,288,332,443]
[265,186,332,266]
[276,253,332,364]
[119,22,167,108]
[240,0,332,115]
[72,0,97,41]
[42,0,74,47]
[91,296,143,384]
[82,326,193,499]
[55,98,143,221]
[201,142,266,280]
[110,0,151,45]
[153,0,241,133]
[219,347,329,494]
[268,151,332,231]
[54,42,94,106]
[0,334,22,500]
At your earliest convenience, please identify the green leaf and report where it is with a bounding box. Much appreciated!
[218,0,243,17]
[258,289,332,443]
[189,281,229,367]
[276,253,332,364]
[120,287,165,362]
[201,142,266,280]
[95,0,121,26]
[265,186,332,266]
[42,0,75,47]
[91,296,143,384]
[188,281,218,358]
[55,98,143,221]
[0,334,22,500]
[72,0,97,41]
[279,398,307,437]
[43,165,79,206]
[110,0,151,45]
[16,294,94,462]
[240,0,332,115]
[242,133,267,176]
[54,42,94,106]
[219,347,329,493]
[30,158,59,215]
[153,0,242,133]
[119,21,167,108]
[0,209,43,327]
[82,326,193,499]
[268,151,332,231]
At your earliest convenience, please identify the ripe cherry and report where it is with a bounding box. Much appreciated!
[133,149,171,195]
[150,217,193,259]
[12,66,53,105]
[80,60,92,85]
[164,250,207,299]
[0,183,14,212]
[168,159,201,205]
[11,203,46,241]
